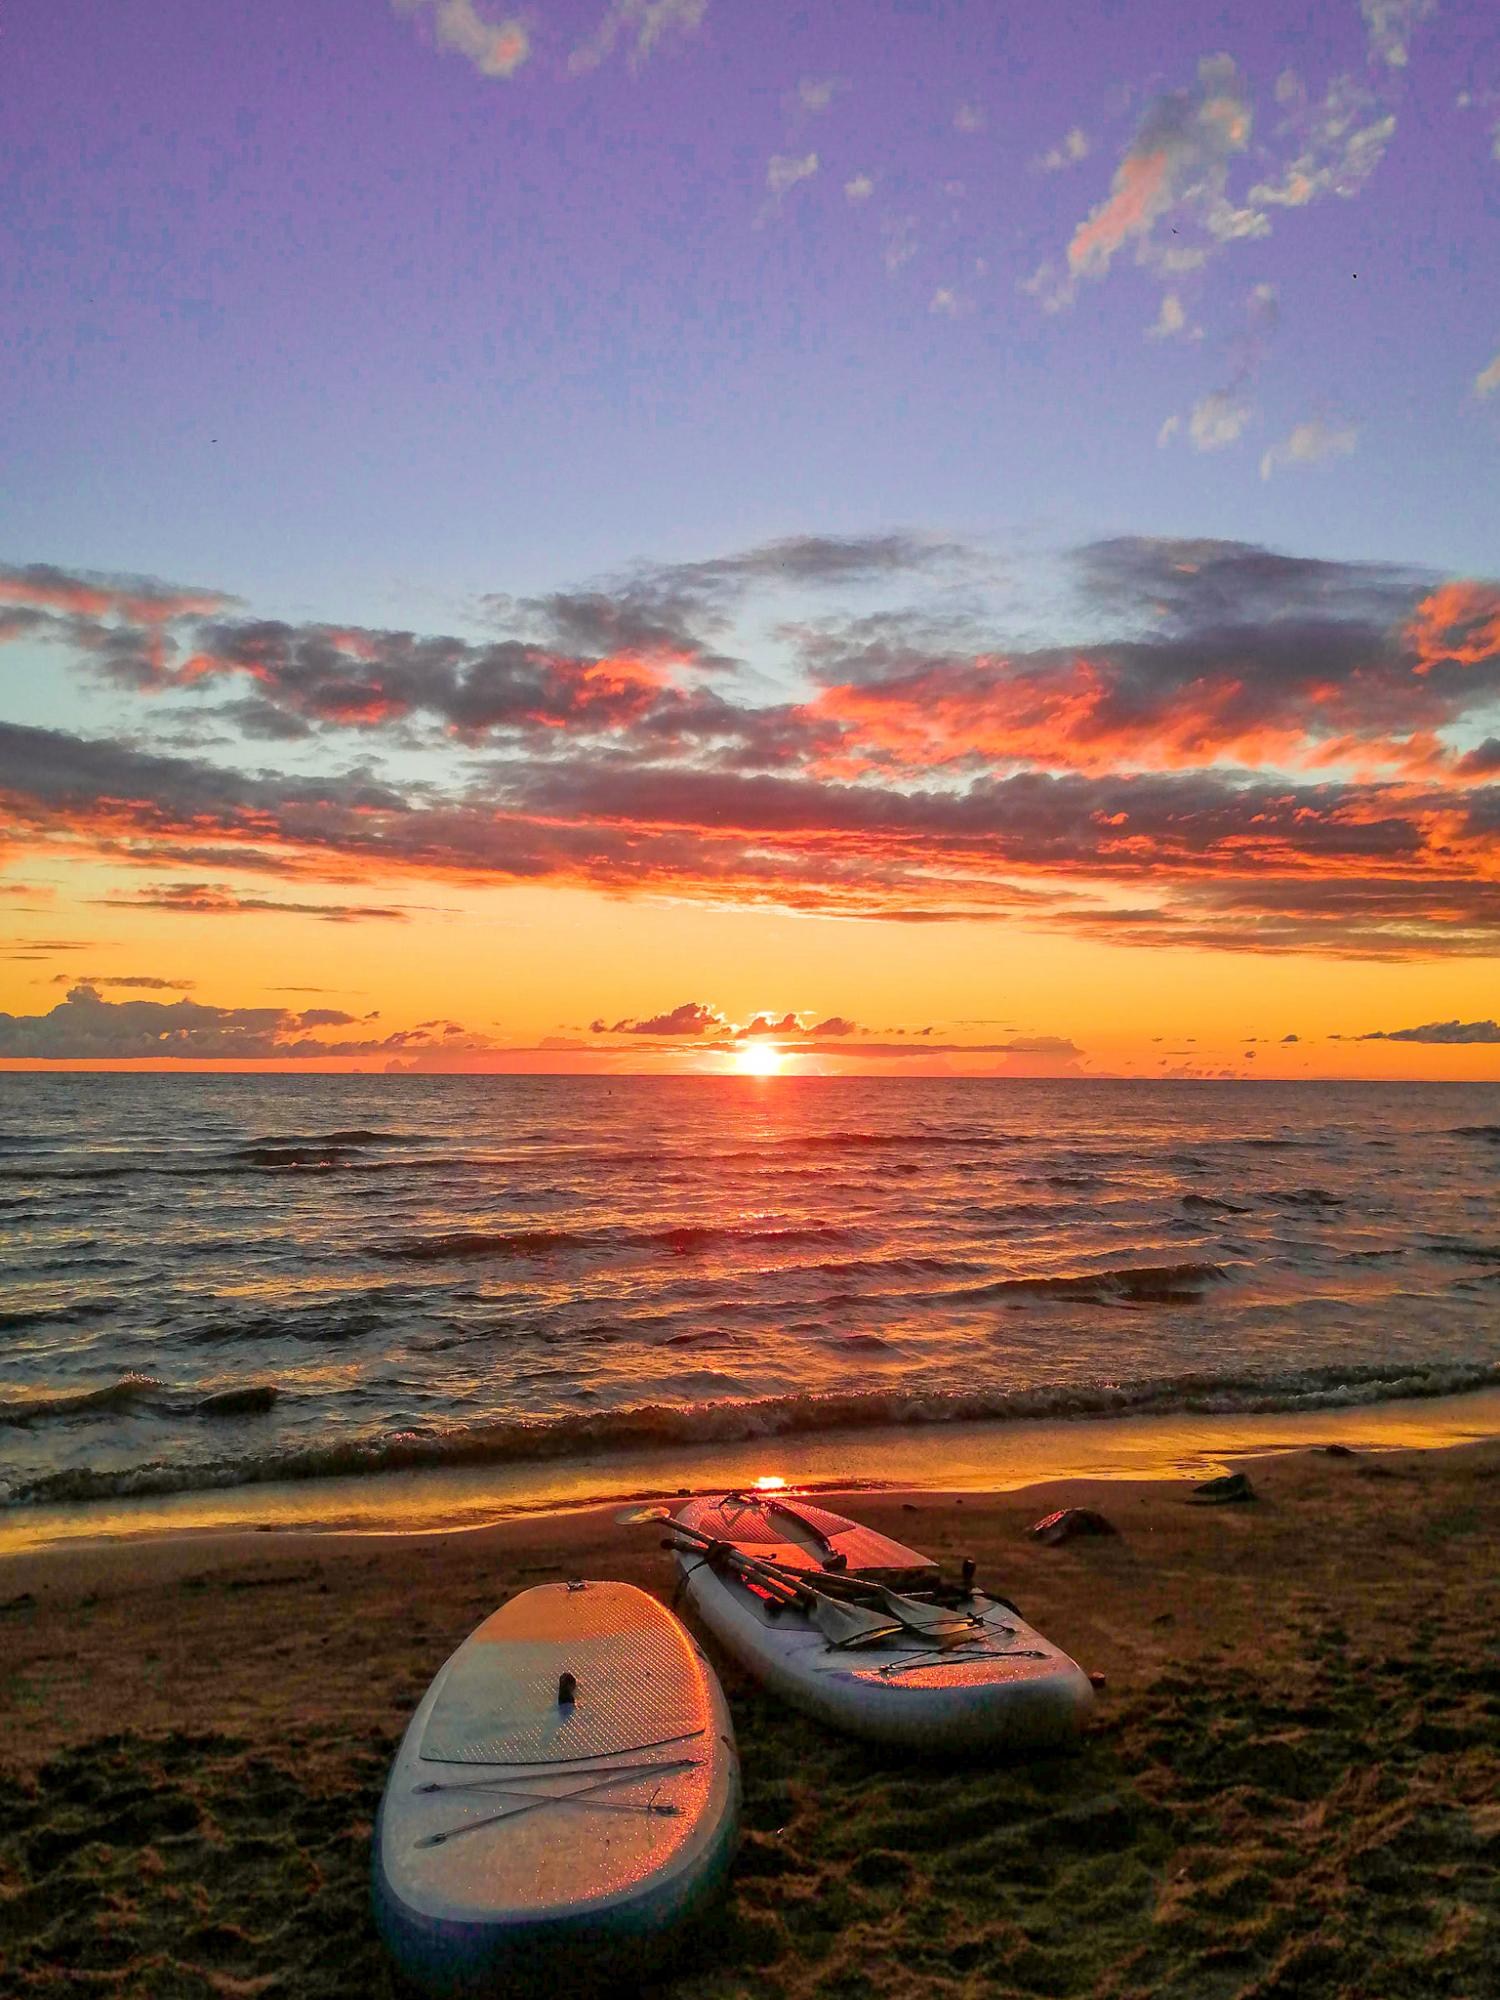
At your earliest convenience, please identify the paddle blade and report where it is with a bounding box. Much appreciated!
[809,1595,904,1650]
[879,1589,980,1641]
[614,1503,676,1526]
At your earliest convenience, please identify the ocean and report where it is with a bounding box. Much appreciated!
[2,1074,1498,1523]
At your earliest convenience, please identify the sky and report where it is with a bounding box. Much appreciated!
[1,0,1498,1076]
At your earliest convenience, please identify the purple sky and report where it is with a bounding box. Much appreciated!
[4,0,1497,627]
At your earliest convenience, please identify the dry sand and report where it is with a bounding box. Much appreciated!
[1,1441,1497,1998]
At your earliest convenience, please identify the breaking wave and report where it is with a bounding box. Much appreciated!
[10,1357,1499,1507]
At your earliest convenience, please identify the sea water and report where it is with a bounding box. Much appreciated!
[2,1074,1497,1515]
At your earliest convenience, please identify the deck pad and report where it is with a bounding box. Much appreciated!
[675,1493,935,1578]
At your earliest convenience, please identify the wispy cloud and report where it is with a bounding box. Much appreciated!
[1188,390,1252,450]
[1160,282,1277,456]
[1034,126,1090,173]
[766,152,819,201]
[844,173,874,203]
[953,103,986,134]
[1476,348,1500,399]
[793,76,846,115]
[1260,416,1359,480]
[569,0,707,75]
[1360,0,1435,68]
[881,214,918,273]
[391,0,530,79]
[1028,27,1422,324]
[1147,292,1188,340]
[1247,76,1396,210]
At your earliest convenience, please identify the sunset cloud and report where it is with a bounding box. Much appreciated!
[599,1001,727,1036]
[96,883,416,922]
[0,985,448,1062]
[575,1003,1083,1063]
[45,972,194,990]
[0,561,233,625]
[3,533,1497,958]
[1357,1018,1500,1043]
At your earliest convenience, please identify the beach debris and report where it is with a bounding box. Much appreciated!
[1028,1507,1118,1545]
[1191,1471,1257,1504]
[197,1384,278,1418]
[1087,1671,1108,1690]
[1320,1443,1358,1457]
[1,1591,36,1615]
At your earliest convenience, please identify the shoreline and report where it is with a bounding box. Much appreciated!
[5,1378,1499,1558]
[3,1432,1497,1996]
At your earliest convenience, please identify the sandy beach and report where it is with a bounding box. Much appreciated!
[1,1440,1497,1998]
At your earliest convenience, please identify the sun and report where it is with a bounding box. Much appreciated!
[736,1042,783,1077]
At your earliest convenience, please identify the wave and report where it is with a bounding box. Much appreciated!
[0,1375,169,1427]
[1263,1187,1344,1208]
[376,1228,599,1262]
[237,1129,414,1150]
[1181,1193,1252,1215]
[11,1356,1500,1507]
[229,1144,368,1170]
[1424,1238,1500,1264]
[0,1297,129,1333]
[1452,1124,1500,1142]
[951,1260,1233,1306]
[376,1221,850,1263]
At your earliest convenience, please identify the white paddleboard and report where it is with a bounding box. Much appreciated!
[672,1495,1094,1754]
[373,1580,740,1994]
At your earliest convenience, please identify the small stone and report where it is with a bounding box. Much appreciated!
[1029,1507,1118,1545]
[1191,1471,1257,1504]
[1320,1443,1357,1457]
[198,1384,278,1418]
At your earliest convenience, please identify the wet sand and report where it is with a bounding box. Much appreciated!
[2,1441,1498,1997]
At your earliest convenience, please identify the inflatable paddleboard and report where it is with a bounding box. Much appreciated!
[373,1580,740,1995]
[672,1495,1094,1754]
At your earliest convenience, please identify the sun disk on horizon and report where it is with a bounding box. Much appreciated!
[736,1043,783,1077]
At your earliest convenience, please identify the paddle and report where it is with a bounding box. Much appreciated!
[620,1506,980,1649]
